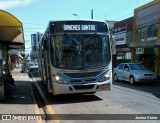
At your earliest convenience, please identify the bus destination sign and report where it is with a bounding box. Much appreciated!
[63,25,96,31]
[50,21,108,33]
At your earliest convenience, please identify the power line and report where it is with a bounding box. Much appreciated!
[113,10,160,21]
[136,11,160,21]
[112,12,133,21]
[95,0,134,18]
[95,0,153,20]
[107,0,153,20]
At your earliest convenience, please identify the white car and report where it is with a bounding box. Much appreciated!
[28,62,38,72]
[113,63,156,84]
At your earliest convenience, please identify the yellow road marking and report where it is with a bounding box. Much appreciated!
[30,79,43,123]
[32,76,60,123]
[34,104,43,123]
[45,105,60,122]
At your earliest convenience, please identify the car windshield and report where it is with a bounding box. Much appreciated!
[129,64,146,70]
[29,63,38,66]
[50,34,111,69]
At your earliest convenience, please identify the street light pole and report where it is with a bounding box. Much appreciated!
[73,14,79,19]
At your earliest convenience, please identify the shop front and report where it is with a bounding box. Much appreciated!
[115,46,131,67]
[112,17,133,67]
[130,0,160,78]
[0,10,24,100]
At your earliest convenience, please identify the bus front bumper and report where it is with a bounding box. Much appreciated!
[52,81,111,95]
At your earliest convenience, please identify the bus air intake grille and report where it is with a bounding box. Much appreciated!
[70,80,81,83]
[70,79,97,83]
[144,74,153,76]
[73,85,95,90]
[64,71,102,78]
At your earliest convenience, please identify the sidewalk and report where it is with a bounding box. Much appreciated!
[0,68,40,123]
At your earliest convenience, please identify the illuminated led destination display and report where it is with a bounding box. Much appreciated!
[50,21,108,33]
[63,25,96,31]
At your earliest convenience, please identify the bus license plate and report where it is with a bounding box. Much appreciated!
[101,84,110,89]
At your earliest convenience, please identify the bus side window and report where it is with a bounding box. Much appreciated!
[42,49,44,58]
[44,40,48,51]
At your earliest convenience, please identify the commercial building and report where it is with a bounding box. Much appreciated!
[0,10,24,100]
[112,17,133,66]
[31,32,42,59]
[105,20,117,30]
[130,0,160,76]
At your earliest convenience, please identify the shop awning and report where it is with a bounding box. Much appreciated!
[0,10,24,49]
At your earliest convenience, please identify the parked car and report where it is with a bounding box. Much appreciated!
[28,62,38,72]
[113,63,156,84]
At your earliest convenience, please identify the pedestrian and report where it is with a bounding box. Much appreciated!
[3,74,16,98]
[140,57,146,66]
[8,73,15,86]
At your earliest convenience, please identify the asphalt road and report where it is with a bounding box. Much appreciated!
[30,72,160,123]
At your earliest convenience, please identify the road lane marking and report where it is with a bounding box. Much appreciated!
[31,74,60,123]
[30,79,43,123]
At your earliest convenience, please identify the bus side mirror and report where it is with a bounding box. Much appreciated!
[111,35,116,55]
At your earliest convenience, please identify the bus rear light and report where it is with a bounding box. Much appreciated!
[101,84,110,89]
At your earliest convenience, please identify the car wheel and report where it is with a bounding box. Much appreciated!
[114,74,118,82]
[129,76,135,85]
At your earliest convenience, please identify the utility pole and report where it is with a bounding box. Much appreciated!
[91,9,93,19]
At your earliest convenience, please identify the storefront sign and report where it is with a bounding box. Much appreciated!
[136,48,144,54]
[116,48,130,52]
[114,31,126,45]
[112,26,127,33]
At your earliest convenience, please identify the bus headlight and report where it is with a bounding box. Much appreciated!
[55,75,66,83]
[98,70,112,82]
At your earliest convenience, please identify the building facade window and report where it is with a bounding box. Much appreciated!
[137,24,158,42]
[147,24,158,41]
[140,28,145,42]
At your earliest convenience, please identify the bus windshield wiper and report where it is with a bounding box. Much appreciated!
[65,33,79,45]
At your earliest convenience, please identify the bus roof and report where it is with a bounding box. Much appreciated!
[48,19,107,23]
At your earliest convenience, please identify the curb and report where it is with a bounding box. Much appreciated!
[29,77,44,123]
[30,73,60,123]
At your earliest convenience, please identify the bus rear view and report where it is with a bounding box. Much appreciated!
[37,20,114,95]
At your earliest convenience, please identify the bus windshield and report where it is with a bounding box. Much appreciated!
[50,34,111,69]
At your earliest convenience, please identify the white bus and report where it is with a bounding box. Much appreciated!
[37,20,116,95]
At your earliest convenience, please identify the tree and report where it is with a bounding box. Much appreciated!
[20,52,29,73]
